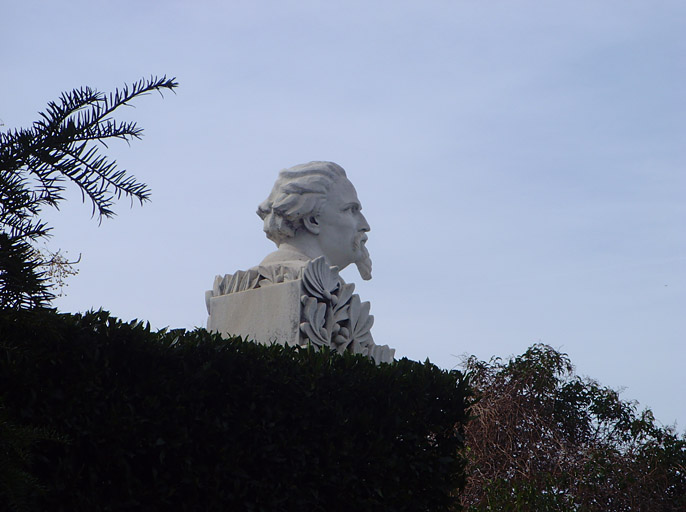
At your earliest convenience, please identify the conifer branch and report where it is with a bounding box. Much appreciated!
[0,75,177,309]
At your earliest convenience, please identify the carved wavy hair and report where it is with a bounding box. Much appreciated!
[257,161,347,245]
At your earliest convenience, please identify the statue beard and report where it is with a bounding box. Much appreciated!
[353,235,372,281]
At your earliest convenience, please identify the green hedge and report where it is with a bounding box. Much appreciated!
[0,309,471,511]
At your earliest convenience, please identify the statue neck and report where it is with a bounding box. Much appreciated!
[259,240,326,267]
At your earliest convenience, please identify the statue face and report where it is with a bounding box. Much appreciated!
[313,177,370,270]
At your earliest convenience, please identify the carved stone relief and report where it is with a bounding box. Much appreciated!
[206,257,394,364]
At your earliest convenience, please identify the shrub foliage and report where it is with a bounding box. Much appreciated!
[0,309,471,511]
[461,344,686,511]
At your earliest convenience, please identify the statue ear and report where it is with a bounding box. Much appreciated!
[303,215,320,235]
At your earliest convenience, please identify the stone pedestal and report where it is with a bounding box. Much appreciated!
[205,257,395,364]
[206,279,303,346]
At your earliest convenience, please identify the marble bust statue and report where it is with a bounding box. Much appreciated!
[206,161,394,364]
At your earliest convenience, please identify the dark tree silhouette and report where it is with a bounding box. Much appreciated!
[0,76,177,309]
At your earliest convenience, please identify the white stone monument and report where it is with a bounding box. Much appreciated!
[206,161,394,364]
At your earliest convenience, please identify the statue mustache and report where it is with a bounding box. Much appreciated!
[352,233,366,251]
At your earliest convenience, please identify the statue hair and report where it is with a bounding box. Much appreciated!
[257,161,347,245]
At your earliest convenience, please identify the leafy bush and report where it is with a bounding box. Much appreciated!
[0,309,471,511]
[0,404,65,512]
[461,344,686,511]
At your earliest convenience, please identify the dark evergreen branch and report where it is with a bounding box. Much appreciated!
[1,75,175,219]
[0,171,55,240]
[0,234,54,309]
[72,118,143,144]
[65,76,177,143]
[0,75,177,309]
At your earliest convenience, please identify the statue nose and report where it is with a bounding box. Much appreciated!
[359,213,370,232]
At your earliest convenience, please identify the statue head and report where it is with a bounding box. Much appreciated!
[257,161,372,279]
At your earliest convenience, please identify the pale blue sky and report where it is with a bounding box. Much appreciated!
[3,1,684,428]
